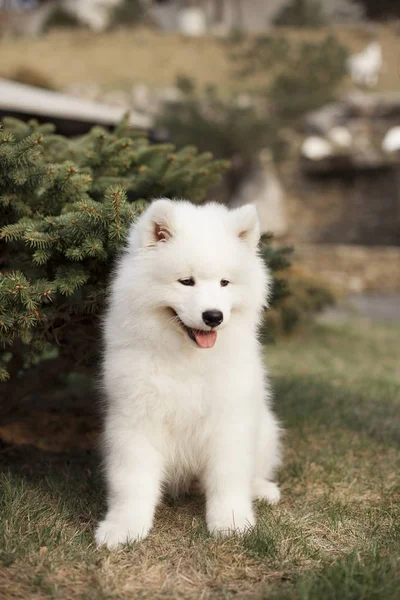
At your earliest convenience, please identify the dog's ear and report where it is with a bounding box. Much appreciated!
[231,205,260,249]
[141,199,176,247]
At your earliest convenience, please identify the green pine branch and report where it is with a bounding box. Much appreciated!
[0,117,232,382]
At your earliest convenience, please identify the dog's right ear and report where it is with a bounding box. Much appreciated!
[139,198,176,248]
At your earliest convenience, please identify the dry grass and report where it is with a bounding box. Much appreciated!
[0,318,399,598]
[0,27,233,91]
[1,24,400,92]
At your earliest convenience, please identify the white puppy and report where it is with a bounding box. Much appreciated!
[96,199,281,548]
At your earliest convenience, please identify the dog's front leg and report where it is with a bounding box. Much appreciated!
[204,422,255,535]
[96,430,163,548]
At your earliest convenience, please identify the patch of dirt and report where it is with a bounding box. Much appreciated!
[0,411,99,452]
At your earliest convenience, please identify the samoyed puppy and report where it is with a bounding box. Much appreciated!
[96,199,281,548]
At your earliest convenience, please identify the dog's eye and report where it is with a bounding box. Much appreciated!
[179,278,195,286]
[220,279,230,287]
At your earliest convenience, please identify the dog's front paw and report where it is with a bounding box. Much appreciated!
[207,508,255,536]
[95,517,151,549]
[253,479,281,504]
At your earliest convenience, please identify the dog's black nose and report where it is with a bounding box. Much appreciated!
[202,310,223,328]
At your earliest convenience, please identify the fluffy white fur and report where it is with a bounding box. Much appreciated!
[96,199,282,548]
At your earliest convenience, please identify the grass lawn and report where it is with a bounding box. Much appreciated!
[0,318,399,599]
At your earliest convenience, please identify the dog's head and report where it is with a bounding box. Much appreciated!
[125,199,270,349]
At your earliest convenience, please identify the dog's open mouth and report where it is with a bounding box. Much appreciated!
[186,327,217,349]
[172,311,217,349]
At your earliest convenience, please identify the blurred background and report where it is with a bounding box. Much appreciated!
[2,1,400,287]
[0,4,400,597]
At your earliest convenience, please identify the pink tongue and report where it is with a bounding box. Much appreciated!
[193,330,217,349]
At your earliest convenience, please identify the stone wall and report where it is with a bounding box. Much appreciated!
[283,162,400,246]
[284,93,400,247]
[294,243,400,292]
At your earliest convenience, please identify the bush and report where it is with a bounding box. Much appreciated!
[258,235,335,341]
[157,79,273,197]
[157,35,348,197]
[274,0,327,27]
[112,0,145,26]
[160,35,348,158]
[232,33,348,126]
[261,265,336,340]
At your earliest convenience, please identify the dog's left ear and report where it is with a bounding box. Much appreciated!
[141,199,176,247]
[231,205,260,249]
